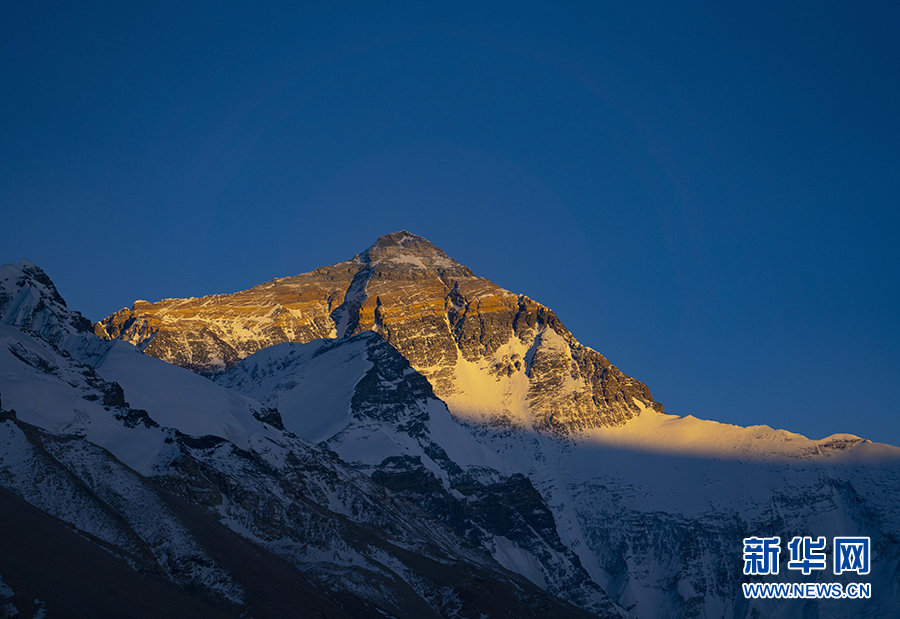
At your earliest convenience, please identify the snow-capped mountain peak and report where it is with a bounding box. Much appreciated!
[95,232,663,434]
[357,230,467,272]
[0,259,92,348]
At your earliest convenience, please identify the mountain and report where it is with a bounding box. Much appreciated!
[95,231,662,435]
[6,234,900,618]
[92,233,900,617]
[0,259,595,618]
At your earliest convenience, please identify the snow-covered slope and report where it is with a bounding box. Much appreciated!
[92,340,278,452]
[0,321,285,474]
[461,404,900,618]
[220,331,900,618]
[217,333,509,475]
[219,333,623,616]
[1,258,280,467]
[582,404,896,463]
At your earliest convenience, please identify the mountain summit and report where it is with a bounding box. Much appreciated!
[1,259,93,347]
[96,231,662,435]
[359,230,467,271]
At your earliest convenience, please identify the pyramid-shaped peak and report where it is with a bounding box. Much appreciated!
[368,231,440,255]
[2,258,41,278]
[0,259,93,341]
[1,259,64,304]
[360,231,466,272]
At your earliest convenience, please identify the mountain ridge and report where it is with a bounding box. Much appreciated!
[3,255,899,617]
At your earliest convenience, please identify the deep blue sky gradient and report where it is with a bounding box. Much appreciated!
[2,2,898,444]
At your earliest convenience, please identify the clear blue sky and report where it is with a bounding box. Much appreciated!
[2,2,898,444]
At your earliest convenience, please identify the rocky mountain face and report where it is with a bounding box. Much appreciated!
[95,231,662,435]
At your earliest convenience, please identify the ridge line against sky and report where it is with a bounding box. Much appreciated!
[1,2,898,445]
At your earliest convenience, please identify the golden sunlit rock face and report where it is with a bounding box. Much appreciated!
[96,231,663,434]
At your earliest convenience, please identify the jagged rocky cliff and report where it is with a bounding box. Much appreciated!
[96,231,661,435]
